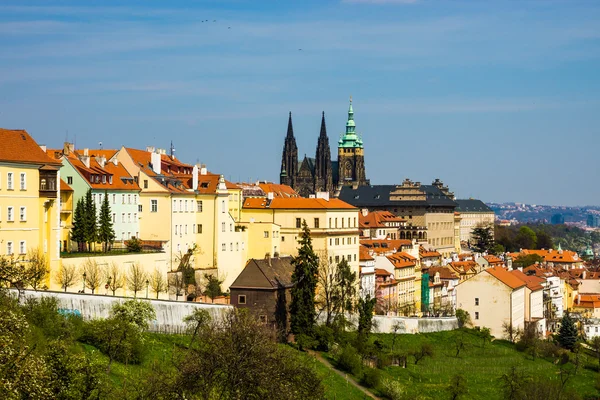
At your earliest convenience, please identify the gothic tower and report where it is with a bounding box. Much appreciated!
[280,112,298,187]
[337,98,368,188]
[314,112,333,193]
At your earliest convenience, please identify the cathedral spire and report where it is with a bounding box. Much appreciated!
[286,111,294,138]
[319,111,327,138]
[339,96,362,149]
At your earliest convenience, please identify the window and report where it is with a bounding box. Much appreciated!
[20,173,26,190]
[151,199,158,212]
[92,194,96,203]
[138,204,142,212]
[185,225,188,234]
[112,194,116,204]
[127,232,131,239]
[329,218,332,228]
[221,243,226,251]
[342,238,345,245]
[193,224,196,234]
[127,213,131,223]
[238,295,247,305]
[264,231,269,238]
[222,222,226,232]
[19,207,26,221]
[184,200,188,212]
[175,225,178,235]
[230,223,233,232]
[198,224,203,234]
[230,243,233,251]
[121,213,125,223]
[354,217,356,227]
[19,241,26,254]
[475,312,479,320]
[348,254,352,261]
[7,172,13,190]
[314,218,319,228]
[281,236,285,242]
[354,254,357,262]
[122,194,125,204]
[236,242,239,251]
[329,238,332,246]
[179,200,182,211]
[112,213,115,223]
[335,238,339,245]
[341,218,344,228]
[296,218,301,228]
[67,176,73,185]
[335,255,340,263]
[128,194,131,204]
[197,201,203,212]
[7,207,13,221]
[475,298,479,306]
[143,180,148,189]
[102,175,106,184]
[134,213,137,221]
[7,241,13,255]
[335,218,338,228]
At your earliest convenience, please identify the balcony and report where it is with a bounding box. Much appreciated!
[39,167,58,199]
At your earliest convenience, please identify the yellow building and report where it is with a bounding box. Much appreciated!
[59,179,74,252]
[0,129,62,286]
[455,199,495,245]
[241,194,360,278]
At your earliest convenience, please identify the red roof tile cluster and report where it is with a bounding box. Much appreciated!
[575,293,600,309]
[243,197,356,210]
[0,129,61,166]
[387,252,417,269]
[419,246,441,258]
[512,249,580,264]
[359,245,374,261]
[449,260,479,274]
[486,266,527,290]
[429,266,459,280]
[360,239,412,255]
[510,269,544,291]
[257,183,299,198]
[359,210,405,228]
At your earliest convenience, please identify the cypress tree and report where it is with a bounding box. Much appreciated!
[98,190,115,252]
[71,198,86,252]
[471,224,494,253]
[290,220,319,337]
[558,311,578,350]
[83,189,98,252]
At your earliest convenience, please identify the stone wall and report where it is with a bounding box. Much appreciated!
[373,316,458,334]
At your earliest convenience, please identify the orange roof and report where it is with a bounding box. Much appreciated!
[420,246,441,258]
[375,268,391,277]
[510,269,544,291]
[517,249,580,264]
[243,197,356,210]
[429,266,459,280]
[359,245,374,261]
[0,129,61,166]
[575,294,600,309]
[60,178,73,192]
[486,266,526,290]
[87,149,118,160]
[387,252,417,269]
[360,239,412,254]
[257,183,299,198]
[61,153,141,191]
[484,255,503,264]
[449,260,478,273]
[359,210,405,228]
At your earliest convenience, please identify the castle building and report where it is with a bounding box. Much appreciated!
[280,99,369,197]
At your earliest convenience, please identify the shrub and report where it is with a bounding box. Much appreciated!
[125,237,142,252]
[294,333,318,351]
[455,309,471,328]
[381,378,404,400]
[313,325,335,351]
[361,367,382,389]
[336,344,363,377]
[377,352,392,369]
[81,319,146,365]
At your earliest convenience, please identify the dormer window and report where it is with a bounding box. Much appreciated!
[109,176,113,184]
[102,175,106,183]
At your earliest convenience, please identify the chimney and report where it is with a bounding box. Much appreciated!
[192,165,199,191]
[200,164,207,175]
[63,142,74,156]
[316,192,330,201]
[83,148,89,156]
[151,150,161,175]
[267,192,274,200]
[112,158,118,166]
[577,294,581,305]
[39,144,47,152]
[361,208,369,217]
[95,156,106,168]
[146,146,155,153]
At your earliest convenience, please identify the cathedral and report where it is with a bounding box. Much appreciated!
[280,99,369,197]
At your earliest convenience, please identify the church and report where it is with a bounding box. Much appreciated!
[280,99,369,197]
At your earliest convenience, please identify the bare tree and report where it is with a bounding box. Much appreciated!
[104,262,124,296]
[25,249,49,290]
[81,258,102,294]
[126,262,148,298]
[54,263,76,292]
[168,271,184,301]
[315,251,357,327]
[412,343,434,365]
[502,322,522,342]
[315,251,337,325]
[149,269,167,299]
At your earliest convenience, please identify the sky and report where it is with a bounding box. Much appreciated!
[1,0,599,206]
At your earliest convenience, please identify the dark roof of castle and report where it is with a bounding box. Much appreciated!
[338,184,457,208]
[299,156,316,174]
[455,199,493,213]
[230,257,295,290]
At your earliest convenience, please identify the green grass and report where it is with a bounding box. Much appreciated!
[339,329,599,399]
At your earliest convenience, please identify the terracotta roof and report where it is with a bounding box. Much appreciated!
[483,255,503,264]
[387,252,417,269]
[62,153,141,191]
[359,245,374,261]
[257,183,299,198]
[517,249,580,264]
[243,197,356,210]
[359,210,405,228]
[0,129,61,166]
[375,268,392,277]
[429,266,459,280]
[420,246,441,258]
[60,178,73,192]
[486,266,526,290]
[360,239,412,254]
[449,261,479,274]
[510,269,544,291]
[575,294,600,309]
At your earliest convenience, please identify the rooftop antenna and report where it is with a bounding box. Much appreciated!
[170,140,175,159]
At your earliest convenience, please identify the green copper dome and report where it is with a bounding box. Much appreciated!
[338,97,363,149]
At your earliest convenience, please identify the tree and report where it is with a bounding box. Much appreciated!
[455,309,471,328]
[315,251,337,326]
[357,294,377,339]
[513,254,544,268]
[536,231,554,250]
[454,331,467,357]
[54,263,76,292]
[168,271,184,301]
[412,343,434,365]
[557,311,578,350]
[391,321,403,351]
[202,274,223,303]
[515,226,537,250]
[290,220,319,337]
[83,189,98,252]
[81,259,102,294]
[591,336,600,368]
[104,262,124,296]
[333,258,357,324]
[479,327,492,348]
[25,249,49,290]
[447,374,468,400]
[471,224,494,253]
[71,198,86,252]
[502,322,522,343]
[126,262,148,298]
[97,190,115,253]
[499,366,527,400]
[316,254,357,327]
[149,269,167,299]
[183,308,211,348]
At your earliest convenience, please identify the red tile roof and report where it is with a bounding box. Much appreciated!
[510,269,544,291]
[487,266,526,290]
[60,178,73,192]
[359,210,405,228]
[0,129,61,166]
[257,183,299,198]
[429,266,459,280]
[387,252,417,269]
[359,245,374,261]
[243,197,356,210]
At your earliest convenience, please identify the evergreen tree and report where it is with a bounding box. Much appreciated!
[290,220,319,337]
[71,198,85,252]
[83,189,98,252]
[557,311,578,350]
[98,190,115,252]
[333,258,357,317]
[471,224,494,253]
[357,294,376,338]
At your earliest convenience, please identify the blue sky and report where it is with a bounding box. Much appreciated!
[1,0,599,206]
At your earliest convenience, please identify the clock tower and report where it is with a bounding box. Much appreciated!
[337,97,369,188]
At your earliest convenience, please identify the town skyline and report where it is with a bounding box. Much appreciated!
[1,0,599,206]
